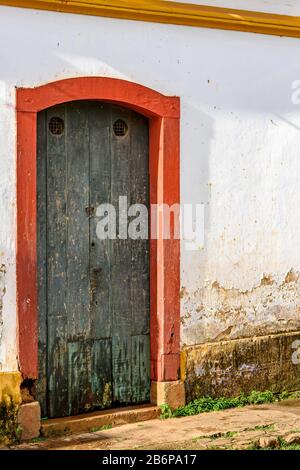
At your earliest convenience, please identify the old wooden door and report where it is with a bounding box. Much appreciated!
[36,101,150,418]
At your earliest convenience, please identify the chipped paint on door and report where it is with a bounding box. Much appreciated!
[36,101,150,418]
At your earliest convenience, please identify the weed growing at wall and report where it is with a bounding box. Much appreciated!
[160,390,300,419]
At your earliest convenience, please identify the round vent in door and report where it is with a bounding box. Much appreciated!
[113,119,128,137]
[48,117,65,136]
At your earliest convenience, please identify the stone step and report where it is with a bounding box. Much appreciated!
[41,404,160,437]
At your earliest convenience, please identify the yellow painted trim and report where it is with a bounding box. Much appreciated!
[0,372,22,406]
[1,0,300,39]
[180,350,187,382]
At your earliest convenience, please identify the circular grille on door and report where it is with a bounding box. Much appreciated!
[113,119,128,137]
[49,117,65,136]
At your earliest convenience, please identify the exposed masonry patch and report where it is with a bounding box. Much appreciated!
[181,269,300,346]
[20,379,35,404]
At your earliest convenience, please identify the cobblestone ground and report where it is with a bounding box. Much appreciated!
[5,399,300,450]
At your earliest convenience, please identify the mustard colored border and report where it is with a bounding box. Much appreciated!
[0,372,22,405]
[1,0,300,39]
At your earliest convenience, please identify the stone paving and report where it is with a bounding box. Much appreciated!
[6,399,300,450]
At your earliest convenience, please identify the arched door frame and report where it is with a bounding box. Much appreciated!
[16,76,181,404]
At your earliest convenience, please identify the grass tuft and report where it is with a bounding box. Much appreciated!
[160,389,300,419]
[90,424,112,433]
[244,423,275,432]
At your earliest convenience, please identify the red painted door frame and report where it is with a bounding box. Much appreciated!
[16,76,180,385]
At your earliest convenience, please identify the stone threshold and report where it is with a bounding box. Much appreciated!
[41,404,160,438]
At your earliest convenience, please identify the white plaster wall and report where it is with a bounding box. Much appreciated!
[169,0,300,16]
[1,5,300,368]
[0,73,17,371]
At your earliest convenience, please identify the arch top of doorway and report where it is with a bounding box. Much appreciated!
[16,76,180,119]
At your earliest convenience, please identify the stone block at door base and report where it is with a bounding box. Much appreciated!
[17,401,41,441]
[151,381,185,409]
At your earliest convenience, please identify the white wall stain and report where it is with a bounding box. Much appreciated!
[0,78,17,372]
[0,264,5,351]
[181,270,300,346]
[168,0,300,16]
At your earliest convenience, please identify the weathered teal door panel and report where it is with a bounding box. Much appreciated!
[37,102,150,418]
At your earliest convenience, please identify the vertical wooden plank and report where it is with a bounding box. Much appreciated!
[36,110,47,416]
[129,112,150,338]
[89,103,113,409]
[68,341,91,415]
[66,102,90,340]
[91,340,112,409]
[131,335,150,403]
[46,105,69,417]
[48,316,68,417]
[129,112,150,402]
[65,102,91,411]
[89,103,111,340]
[110,106,133,404]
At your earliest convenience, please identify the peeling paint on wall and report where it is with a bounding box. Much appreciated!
[0,264,6,350]
[181,269,300,346]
